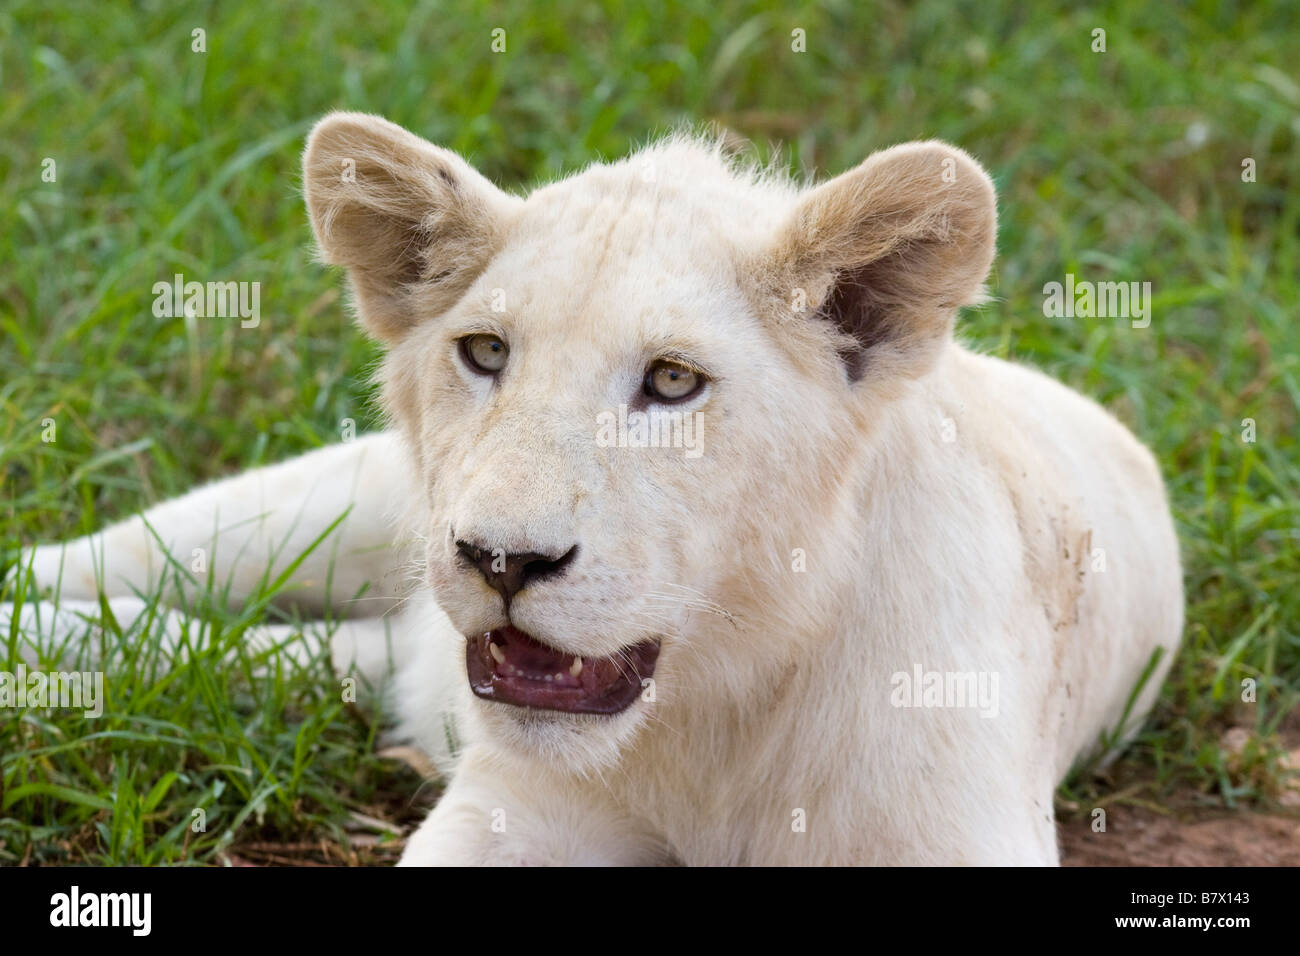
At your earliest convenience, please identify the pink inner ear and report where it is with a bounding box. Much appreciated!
[816,265,903,382]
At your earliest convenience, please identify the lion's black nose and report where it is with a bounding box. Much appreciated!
[455,539,578,605]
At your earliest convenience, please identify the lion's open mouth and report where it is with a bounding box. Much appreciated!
[466,626,660,715]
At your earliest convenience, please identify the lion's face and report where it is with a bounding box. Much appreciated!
[381,176,849,763]
[304,114,996,768]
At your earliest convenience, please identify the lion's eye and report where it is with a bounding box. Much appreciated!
[460,334,509,374]
[645,360,703,402]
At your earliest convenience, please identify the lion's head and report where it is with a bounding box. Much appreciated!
[304,113,995,768]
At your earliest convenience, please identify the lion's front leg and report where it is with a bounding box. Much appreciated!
[20,433,411,619]
[398,749,669,866]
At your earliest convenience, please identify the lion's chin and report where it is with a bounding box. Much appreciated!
[465,625,660,715]
[468,688,653,775]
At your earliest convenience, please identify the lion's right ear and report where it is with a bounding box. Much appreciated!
[303,112,521,342]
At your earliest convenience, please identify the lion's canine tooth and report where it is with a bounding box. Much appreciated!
[570,657,583,677]
[489,642,505,665]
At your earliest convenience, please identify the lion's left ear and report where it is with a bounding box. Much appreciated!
[767,141,997,382]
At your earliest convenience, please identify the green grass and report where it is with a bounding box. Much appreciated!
[2,0,1298,863]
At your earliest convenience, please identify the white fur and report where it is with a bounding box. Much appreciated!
[9,117,1183,865]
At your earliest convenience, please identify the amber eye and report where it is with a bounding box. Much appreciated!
[644,360,703,402]
[460,334,508,374]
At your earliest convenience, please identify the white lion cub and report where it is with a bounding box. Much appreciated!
[14,113,1182,865]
